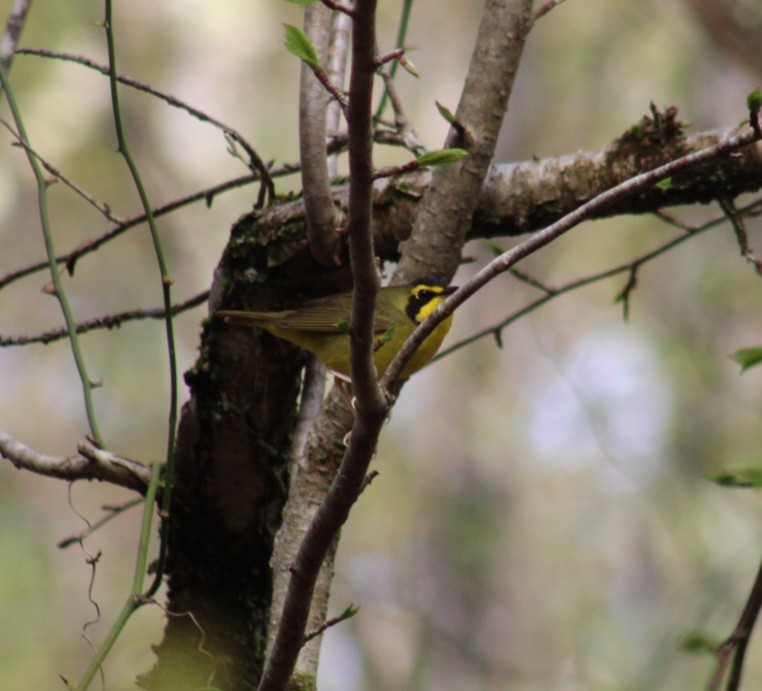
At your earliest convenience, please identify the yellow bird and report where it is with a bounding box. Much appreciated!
[217,278,457,380]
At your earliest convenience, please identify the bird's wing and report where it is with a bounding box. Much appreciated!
[275,293,396,333]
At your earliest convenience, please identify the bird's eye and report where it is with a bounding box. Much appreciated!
[418,290,432,301]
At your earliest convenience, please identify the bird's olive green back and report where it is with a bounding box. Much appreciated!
[255,285,413,333]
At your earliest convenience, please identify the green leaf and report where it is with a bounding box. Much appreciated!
[709,467,762,488]
[680,629,718,654]
[282,0,317,6]
[283,23,320,70]
[730,347,762,373]
[416,148,468,167]
[655,176,672,190]
[746,88,762,113]
[339,602,360,618]
[435,101,456,125]
[336,318,350,333]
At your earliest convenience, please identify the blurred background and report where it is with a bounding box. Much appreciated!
[1,0,760,689]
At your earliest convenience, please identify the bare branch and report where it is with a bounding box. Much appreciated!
[300,3,343,266]
[0,429,151,493]
[382,120,762,386]
[394,0,534,284]
[719,197,762,276]
[376,67,425,155]
[434,204,751,361]
[4,124,758,296]
[58,497,144,548]
[0,290,208,347]
[320,0,354,16]
[15,47,274,206]
[2,120,123,222]
[532,0,566,24]
[375,48,404,68]
[708,555,762,691]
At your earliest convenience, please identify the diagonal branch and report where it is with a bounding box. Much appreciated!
[433,205,744,361]
[708,555,762,691]
[393,0,534,285]
[382,118,762,386]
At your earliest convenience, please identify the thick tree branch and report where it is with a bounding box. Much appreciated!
[473,125,762,238]
[0,429,151,493]
[3,125,759,297]
[300,3,342,266]
[394,0,534,284]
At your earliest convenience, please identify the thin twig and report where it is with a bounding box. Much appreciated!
[532,0,567,24]
[719,197,762,276]
[103,0,177,603]
[2,121,123,222]
[58,497,145,549]
[0,64,104,446]
[376,48,404,68]
[507,266,555,294]
[0,172,270,292]
[433,209,739,362]
[376,66,425,155]
[16,47,274,206]
[371,159,420,180]
[302,604,359,645]
[374,0,414,122]
[321,0,354,16]
[707,555,762,691]
[0,290,208,347]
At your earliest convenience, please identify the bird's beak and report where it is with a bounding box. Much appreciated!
[443,285,458,296]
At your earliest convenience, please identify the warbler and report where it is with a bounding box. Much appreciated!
[217,278,457,380]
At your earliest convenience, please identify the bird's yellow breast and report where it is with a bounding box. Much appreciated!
[263,313,452,380]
